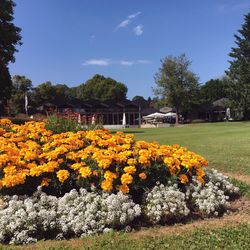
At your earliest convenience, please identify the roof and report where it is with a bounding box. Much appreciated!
[212,98,229,108]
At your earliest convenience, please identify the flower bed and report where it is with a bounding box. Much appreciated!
[0,119,240,244]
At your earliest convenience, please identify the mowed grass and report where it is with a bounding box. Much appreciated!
[125,121,250,175]
[1,122,250,250]
[3,224,250,250]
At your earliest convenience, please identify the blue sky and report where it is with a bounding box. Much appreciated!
[9,0,250,99]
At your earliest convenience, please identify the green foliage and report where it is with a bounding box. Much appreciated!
[31,81,57,106]
[31,82,70,107]
[73,74,128,102]
[154,54,200,123]
[0,62,12,106]
[45,110,103,134]
[230,178,250,199]
[4,224,250,249]
[131,95,150,109]
[0,0,22,65]
[0,0,22,108]
[45,114,82,134]
[9,75,32,114]
[200,77,230,103]
[226,12,250,119]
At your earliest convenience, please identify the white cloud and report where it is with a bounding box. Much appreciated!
[83,59,111,66]
[138,59,151,64]
[116,11,142,30]
[120,60,135,66]
[83,58,150,67]
[127,11,141,19]
[116,19,131,29]
[133,25,143,36]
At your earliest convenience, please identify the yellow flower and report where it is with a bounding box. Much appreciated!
[127,158,137,165]
[30,166,43,177]
[139,172,147,180]
[98,158,112,169]
[0,119,12,127]
[196,167,205,177]
[101,179,113,192]
[124,165,136,174]
[118,184,129,194]
[70,162,85,170]
[93,170,99,176]
[121,173,133,185]
[179,174,189,184]
[56,169,70,183]
[197,176,205,185]
[79,166,92,178]
[104,170,117,181]
[40,178,51,187]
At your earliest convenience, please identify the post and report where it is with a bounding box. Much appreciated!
[138,105,141,127]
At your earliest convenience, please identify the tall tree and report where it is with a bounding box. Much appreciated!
[9,75,32,114]
[31,81,56,106]
[154,54,200,124]
[0,0,22,108]
[200,77,229,103]
[74,74,128,102]
[226,12,250,119]
[31,82,70,106]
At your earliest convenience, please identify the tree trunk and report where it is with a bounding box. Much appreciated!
[175,109,179,125]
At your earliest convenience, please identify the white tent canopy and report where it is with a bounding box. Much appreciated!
[143,112,176,119]
[164,112,177,117]
[143,112,166,119]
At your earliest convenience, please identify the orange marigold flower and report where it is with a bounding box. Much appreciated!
[179,174,189,184]
[101,179,113,192]
[56,169,70,183]
[124,165,136,174]
[118,184,129,194]
[121,173,133,185]
[30,166,43,177]
[98,158,112,169]
[104,170,117,181]
[79,166,92,178]
[127,158,137,165]
[196,167,205,177]
[93,170,99,176]
[40,177,51,187]
[139,172,147,180]
[70,162,84,170]
[197,176,205,185]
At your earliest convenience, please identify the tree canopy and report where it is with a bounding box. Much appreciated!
[73,74,128,102]
[0,0,22,108]
[200,77,229,104]
[154,54,200,123]
[9,75,32,114]
[226,12,250,119]
[31,82,69,107]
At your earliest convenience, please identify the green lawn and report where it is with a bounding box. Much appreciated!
[124,122,250,175]
[3,224,250,250]
[2,122,250,250]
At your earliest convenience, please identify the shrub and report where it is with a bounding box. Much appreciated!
[45,113,82,134]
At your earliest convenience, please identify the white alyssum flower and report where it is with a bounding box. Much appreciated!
[143,183,190,224]
[0,188,141,244]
